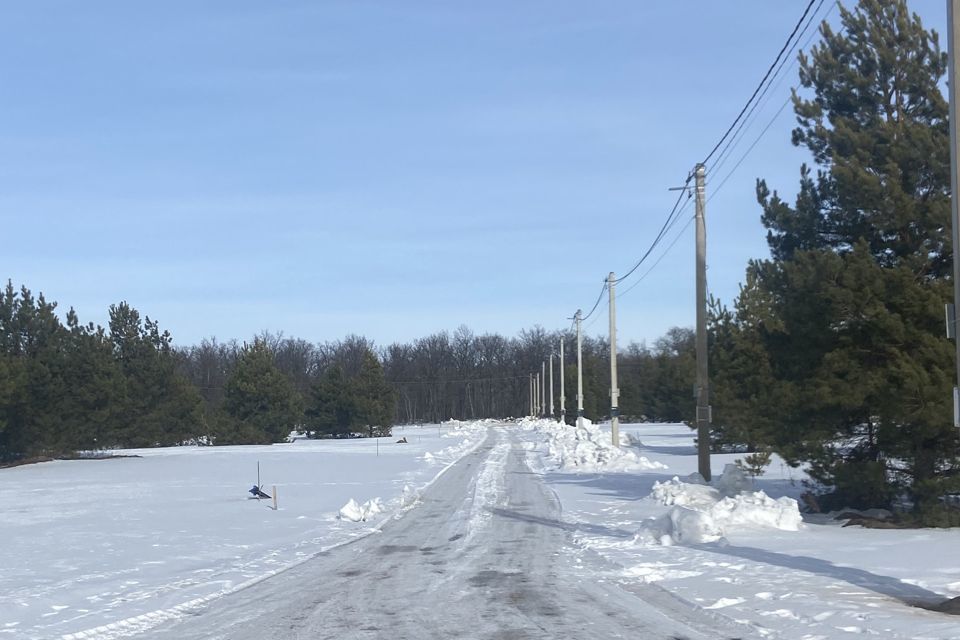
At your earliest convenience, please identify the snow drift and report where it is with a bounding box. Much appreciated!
[521,417,668,473]
[638,466,802,545]
[338,498,384,522]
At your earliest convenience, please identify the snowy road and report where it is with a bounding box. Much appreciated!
[144,426,745,640]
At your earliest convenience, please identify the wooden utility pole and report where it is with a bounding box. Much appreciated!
[535,373,540,416]
[694,163,712,480]
[529,373,534,416]
[559,338,566,424]
[548,355,554,418]
[608,272,620,448]
[541,361,546,417]
[949,0,960,427]
[576,309,584,427]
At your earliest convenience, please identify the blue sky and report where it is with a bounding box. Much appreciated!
[0,1,948,348]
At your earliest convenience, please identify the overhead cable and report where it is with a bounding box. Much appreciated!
[708,0,827,179]
[700,0,818,167]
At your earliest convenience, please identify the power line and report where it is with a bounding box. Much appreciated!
[708,0,840,202]
[388,374,528,385]
[708,97,793,202]
[584,299,607,332]
[613,179,692,284]
[701,0,818,167]
[619,212,696,301]
[579,281,608,322]
[557,1,829,345]
[708,0,828,179]
[570,175,690,329]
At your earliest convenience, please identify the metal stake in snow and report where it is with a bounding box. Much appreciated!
[548,354,554,418]
[949,0,960,427]
[608,272,620,448]
[559,338,566,425]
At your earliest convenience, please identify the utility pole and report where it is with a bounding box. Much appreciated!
[694,163,712,480]
[608,272,620,448]
[559,338,566,425]
[576,309,584,427]
[534,373,540,417]
[528,373,533,416]
[949,0,960,427]
[541,361,546,417]
[549,355,554,418]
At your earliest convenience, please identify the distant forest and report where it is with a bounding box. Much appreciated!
[0,280,696,461]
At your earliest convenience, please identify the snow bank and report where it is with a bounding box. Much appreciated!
[520,417,668,473]
[338,497,384,522]
[422,419,492,465]
[638,467,802,545]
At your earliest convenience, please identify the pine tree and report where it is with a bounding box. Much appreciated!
[353,350,395,437]
[0,352,26,461]
[306,365,355,438]
[57,309,125,452]
[224,338,302,443]
[729,0,960,517]
[109,302,202,447]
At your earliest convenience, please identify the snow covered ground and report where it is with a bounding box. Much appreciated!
[522,418,960,640]
[7,417,960,639]
[0,421,490,639]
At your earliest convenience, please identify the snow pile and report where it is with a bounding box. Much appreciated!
[651,476,720,509]
[637,469,802,545]
[711,490,803,531]
[423,419,492,465]
[521,417,667,473]
[713,463,752,496]
[397,483,420,508]
[338,497,384,522]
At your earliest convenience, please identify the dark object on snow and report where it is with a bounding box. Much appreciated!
[396,437,408,444]
[249,485,271,499]
[932,596,960,615]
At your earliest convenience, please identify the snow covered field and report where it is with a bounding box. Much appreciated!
[7,418,960,639]
[1,422,490,639]
[523,419,960,639]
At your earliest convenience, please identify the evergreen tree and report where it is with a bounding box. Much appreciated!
[224,338,302,443]
[0,352,26,461]
[353,350,395,437]
[725,0,959,517]
[57,309,125,452]
[306,365,355,438]
[0,284,70,458]
[109,302,202,447]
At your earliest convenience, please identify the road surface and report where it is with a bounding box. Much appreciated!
[147,426,750,639]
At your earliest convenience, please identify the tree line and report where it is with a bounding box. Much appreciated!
[0,285,696,460]
[2,0,958,524]
[0,294,402,458]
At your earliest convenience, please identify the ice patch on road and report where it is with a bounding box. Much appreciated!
[519,417,667,473]
[705,597,747,609]
[464,439,511,543]
[622,562,702,583]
